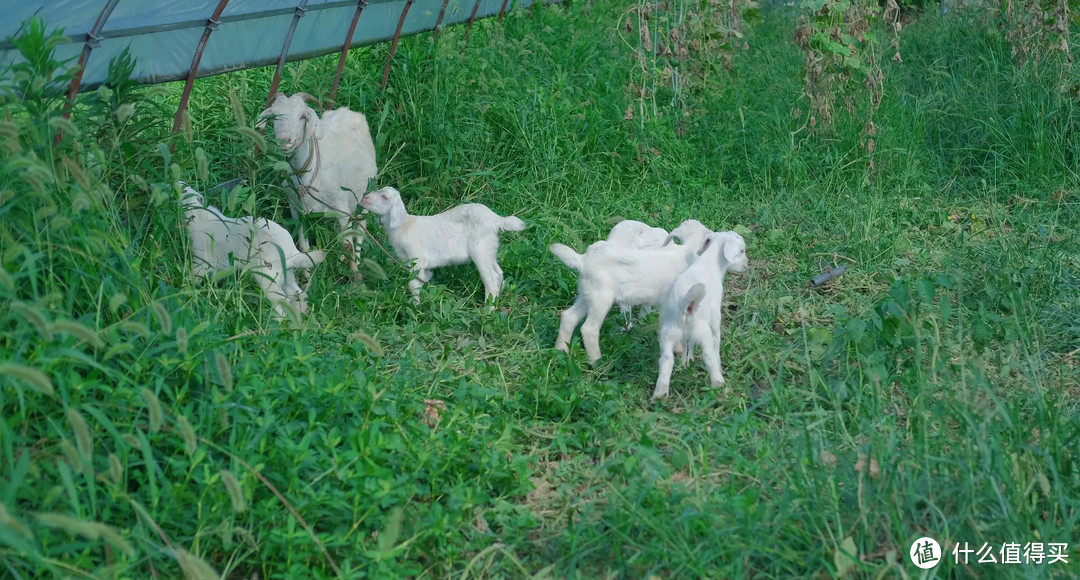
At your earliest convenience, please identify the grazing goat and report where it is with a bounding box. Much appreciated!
[662,219,712,252]
[258,92,377,277]
[549,233,710,364]
[180,182,326,319]
[607,219,669,249]
[652,231,748,400]
[360,187,526,305]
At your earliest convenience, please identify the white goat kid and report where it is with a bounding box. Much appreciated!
[180,183,326,319]
[258,92,377,277]
[652,231,749,400]
[663,219,712,252]
[550,236,708,364]
[606,219,670,330]
[360,187,526,305]
[606,219,669,249]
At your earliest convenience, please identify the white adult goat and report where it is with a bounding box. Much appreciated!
[360,186,526,305]
[652,231,748,400]
[181,182,326,319]
[258,92,377,277]
[550,230,711,364]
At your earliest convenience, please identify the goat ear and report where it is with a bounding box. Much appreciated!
[722,240,741,264]
[307,250,326,266]
[661,233,677,247]
[697,236,712,255]
[302,109,323,141]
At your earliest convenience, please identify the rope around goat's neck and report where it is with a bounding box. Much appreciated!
[295,132,322,195]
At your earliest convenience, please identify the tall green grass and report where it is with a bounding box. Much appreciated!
[1,1,1078,578]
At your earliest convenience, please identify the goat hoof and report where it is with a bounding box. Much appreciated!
[711,377,726,388]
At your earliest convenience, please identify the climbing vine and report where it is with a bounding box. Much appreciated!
[1003,0,1073,68]
[793,0,900,171]
[620,0,759,127]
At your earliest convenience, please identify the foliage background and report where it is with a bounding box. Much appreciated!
[1,0,1078,577]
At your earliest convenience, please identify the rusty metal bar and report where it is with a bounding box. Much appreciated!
[55,0,120,146]
[266,0,311,107]
[380,0,415,90]
[329,0,368,105]
[0,0,360,52]
[461,0,483,55]
[432,0,453,40]
[173,0,233,135]
[498,0,511,22]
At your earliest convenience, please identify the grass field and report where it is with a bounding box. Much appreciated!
[2,1,1079,577]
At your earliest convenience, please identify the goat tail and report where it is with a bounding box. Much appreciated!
[500,216,527,232]
[680,283,707,318]
[549,243,584,271]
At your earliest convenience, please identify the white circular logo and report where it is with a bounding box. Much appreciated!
[909,537,942,569]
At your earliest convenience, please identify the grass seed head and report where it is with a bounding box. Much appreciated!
[350,331,385,357]
[152,302,173,335]
[66,408,93,459]
[173,547,220,580]
[214,352,233,392]
[141,388,163,433]
[177,326,189,354]
[177,414,198,456]
[51,320,104,349]
[181,109,194,142]
[220,469,246,512]
[195,147,208,182]
[0,363,55,397]
[0,503,33,539]
[10,301,52,340]
[36,513,135,557]
[108,453,123,484]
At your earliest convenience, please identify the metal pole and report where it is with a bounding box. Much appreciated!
[56,0,120,146]
[173,0,233,135]
[267,1,311,107]
[433,0,452,39]
[462,0,483,54]
[329,0,368,105]
[380,0,415,90]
